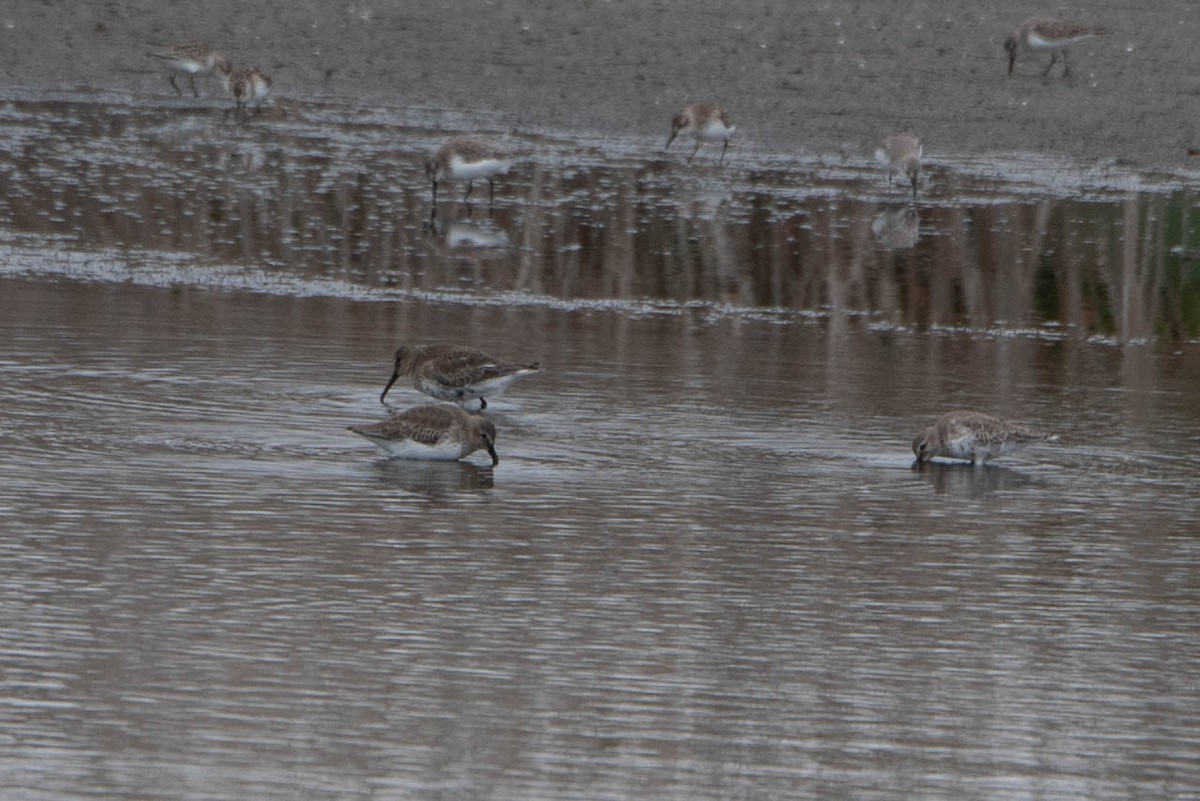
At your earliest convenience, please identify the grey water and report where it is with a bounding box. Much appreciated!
[1,98,1198,800]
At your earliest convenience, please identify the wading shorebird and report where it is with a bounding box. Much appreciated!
[380,344,541,409]
[149,43,226,97]
[218,63,273,120]
[875,133,922,196]
[427,138,513,205]
[665,102,735,165]
[912,410,1058,465]
[1004,17,1106,77]
[348,403,499,466]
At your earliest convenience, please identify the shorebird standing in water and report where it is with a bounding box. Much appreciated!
[875,133,922,196]
[348,403,499,465]
[149,43,226,97]
[427,138,513,205]
[1004,17,1106,77]
[218,63,273,120]
[665,103,736,165]
[380,344,541,409]
[912,410,1058,465]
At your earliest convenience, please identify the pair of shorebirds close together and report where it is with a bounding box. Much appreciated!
[347,344,1057,469]
[149,43,272,119]
[347,345,541,467]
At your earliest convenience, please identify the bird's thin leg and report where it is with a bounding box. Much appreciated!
[488,178,495,205]
[719,138,729,166]
[169,75,182,96]
[463,181,474,202]
[1042,52,1057,76]
[687,141,701,163]
[189,74,199,98]
[1061,48,1071,77]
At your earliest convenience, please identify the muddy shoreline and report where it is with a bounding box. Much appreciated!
[0,1,1197,168]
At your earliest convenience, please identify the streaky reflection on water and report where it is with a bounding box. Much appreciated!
[2,98,1199,342]
[1,99,1199,801]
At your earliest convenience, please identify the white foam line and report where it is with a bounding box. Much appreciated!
[0,238,826,324]
[7,236,1156,347]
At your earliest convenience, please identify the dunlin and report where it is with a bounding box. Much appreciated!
[218,64,273,119]
[149,43,226,98]
[427,138,512,204]
[1005,17,1106,77]
[665,103,735,165]
[912,410,1057,465]
[875,134,922,196]
[380,344,541,408]
[348,404,499,465]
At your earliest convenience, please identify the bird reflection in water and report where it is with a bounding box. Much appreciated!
[871,205,920,250]
[426,207,511,250]
[374,459,495,495]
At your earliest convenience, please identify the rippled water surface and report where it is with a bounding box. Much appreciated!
[1,99,1199,800]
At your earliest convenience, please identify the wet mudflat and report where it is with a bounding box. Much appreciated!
[1,99,1199,800]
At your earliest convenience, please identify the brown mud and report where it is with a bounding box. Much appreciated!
[1,1,1196,167]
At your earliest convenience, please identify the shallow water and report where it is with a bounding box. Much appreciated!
[1,98,1199,800]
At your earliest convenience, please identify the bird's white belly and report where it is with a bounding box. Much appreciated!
[447,156,512,181]
[419,371,530,401]
[1026,31,1088,50]
[694,121,735,142]
[372,437,463,461]
[466,373,528,396]
[947,438,1015,462]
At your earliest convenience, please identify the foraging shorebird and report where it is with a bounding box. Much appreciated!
[348,403,499,465]
[149,43,226,97]
[1004,17,1106,77]
[218,63,272,119]
[875,133,922,196]
[427,138,513,204]
[380,344,541,409]
[665,103,736,165]
[912,410,1058,465]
